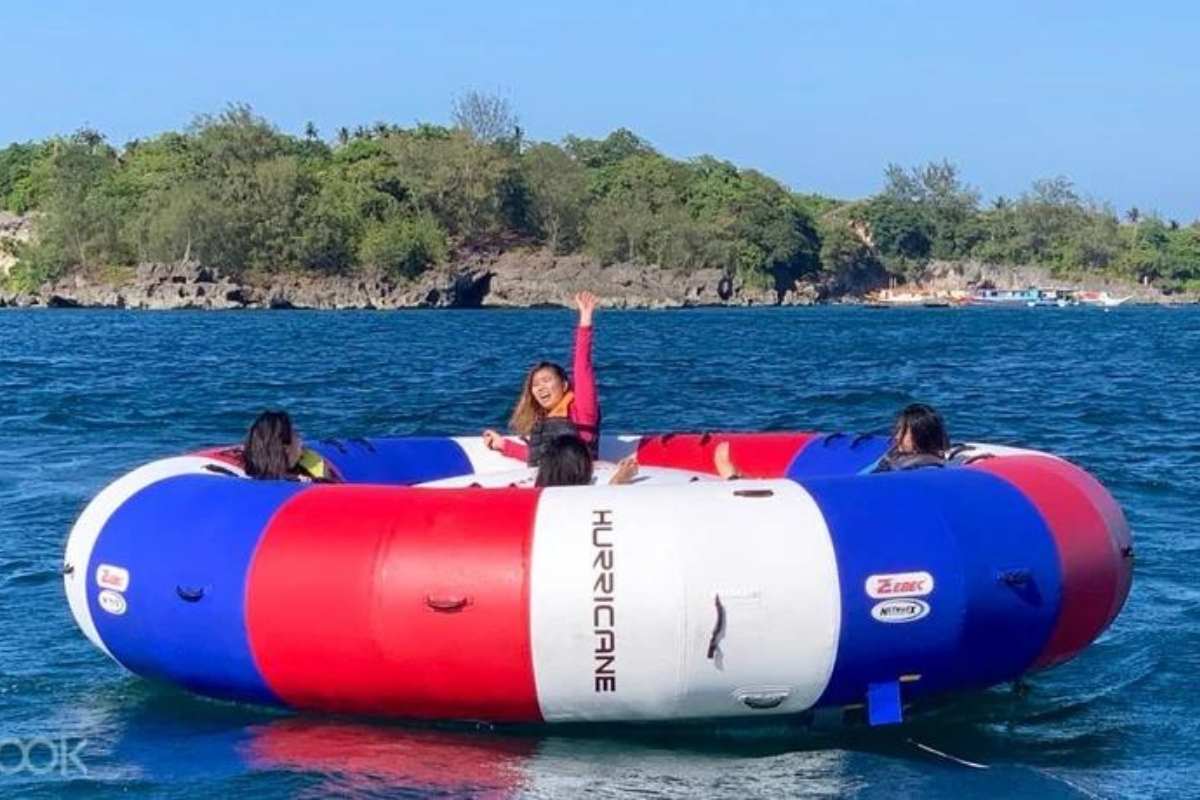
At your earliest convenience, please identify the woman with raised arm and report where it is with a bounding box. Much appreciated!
[482,292,601,465]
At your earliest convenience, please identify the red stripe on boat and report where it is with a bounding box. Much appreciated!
[635,432,816,477]
[1060,462,1134,629]
[193,446,246,469]
[972,455,1131,669]
[245,485,542,721]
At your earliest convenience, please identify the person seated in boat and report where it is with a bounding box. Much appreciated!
[872,403,950,472]
[710,403,950,479]
[482,292,601,465]
[243,410,339,482]
[536,435,638,487]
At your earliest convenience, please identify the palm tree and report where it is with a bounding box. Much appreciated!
[304,121,319,140]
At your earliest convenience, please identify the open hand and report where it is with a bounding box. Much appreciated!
[575,291,598,327]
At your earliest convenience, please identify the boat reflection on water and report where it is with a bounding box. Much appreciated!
[69,682,1136,797]
[242,719,539,799]
[237,715,869,798]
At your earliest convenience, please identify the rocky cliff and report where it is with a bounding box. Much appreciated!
[0,212,34,278]
[0,251,820,310]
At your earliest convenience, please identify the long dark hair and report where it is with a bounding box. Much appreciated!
[535,435,594,487]
[510,361,569,436]
[243,410,297,479]
[891,403,950,455]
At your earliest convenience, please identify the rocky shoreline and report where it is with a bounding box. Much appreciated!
[0,250,822,310]
[0,249,1187,310]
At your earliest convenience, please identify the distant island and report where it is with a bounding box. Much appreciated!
[2,94,1197,309]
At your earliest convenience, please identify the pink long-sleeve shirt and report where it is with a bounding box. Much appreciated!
[501,325,599,461]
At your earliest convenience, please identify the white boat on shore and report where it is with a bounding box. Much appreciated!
[1025,289,1079,308]
[1077,291,1132,308]
[972,288,1040,306]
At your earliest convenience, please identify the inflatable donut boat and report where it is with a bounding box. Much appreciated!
[63,431,1132,725]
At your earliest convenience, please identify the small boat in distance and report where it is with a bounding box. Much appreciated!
[1026,289,1079,308]
[1077,290,1132,308]
[971,288,1041,307]
[864,286,1134,309]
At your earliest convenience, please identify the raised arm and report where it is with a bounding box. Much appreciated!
[570,292,600,445]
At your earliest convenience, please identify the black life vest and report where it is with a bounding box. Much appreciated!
[872,451,947,473]
[526,416,582,466]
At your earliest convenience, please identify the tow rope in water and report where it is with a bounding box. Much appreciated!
[906,738,989,769]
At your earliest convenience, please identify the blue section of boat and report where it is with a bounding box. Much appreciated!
[803,467,1063,707]
[306,437,473,485]
[786,433,892,479]
[87,474,305,705]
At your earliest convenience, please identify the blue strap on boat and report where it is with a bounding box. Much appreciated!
[867,680,903,726]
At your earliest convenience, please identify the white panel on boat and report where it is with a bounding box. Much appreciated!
[529,479,840,721]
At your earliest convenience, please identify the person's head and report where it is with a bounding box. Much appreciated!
[891,403,950,456]
[243,410,303,479]
[509,361,570,436]
[535,435,594,487]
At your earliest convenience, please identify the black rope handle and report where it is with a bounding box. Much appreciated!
[946,443,977,460]
[176,585,206,602]
[426,595,471,613]
[707,594,726,659]
[997,569,1031,587]
[850,433,881,449]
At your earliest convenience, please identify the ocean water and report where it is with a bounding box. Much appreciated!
[0,306,1196,799]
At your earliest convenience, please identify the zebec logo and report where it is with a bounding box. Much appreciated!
[865,571,934,599]
[95,564,130,593]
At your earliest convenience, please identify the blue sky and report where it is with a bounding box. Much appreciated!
[5,1,1198,219]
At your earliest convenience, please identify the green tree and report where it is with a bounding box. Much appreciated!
[383,130,520,241]
[522,143,588,252]
[862,195,932,266]
[881,160,981,259]
[0,142,51,213]
[358,213,448,278]
[30,131,129,272]
[564,129,656,169]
